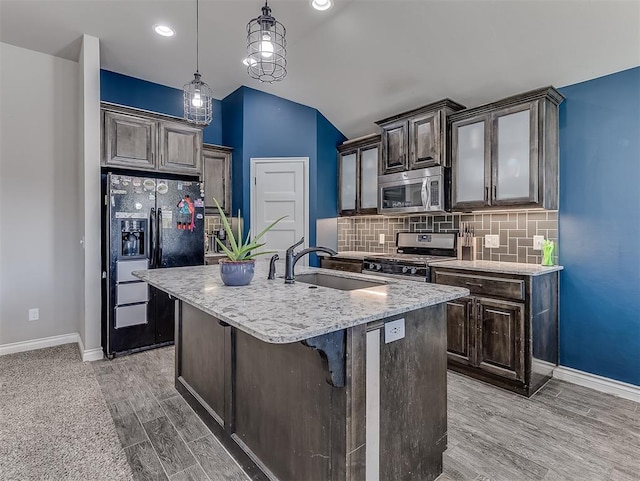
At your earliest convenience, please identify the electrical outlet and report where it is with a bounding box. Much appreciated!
[379,233,385,245]
[385,318,405,343]
[28,308,39,321]
[533,235,545,251]
[485,234,500,248]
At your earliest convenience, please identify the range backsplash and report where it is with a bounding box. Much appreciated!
[338,210,558,265]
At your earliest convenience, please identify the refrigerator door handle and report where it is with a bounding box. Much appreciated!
[156,208,163,268]
[150,208,156,269]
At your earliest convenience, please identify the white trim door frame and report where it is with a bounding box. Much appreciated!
[250,157,310,266]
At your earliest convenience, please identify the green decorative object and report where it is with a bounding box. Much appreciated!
[542,239,555,266]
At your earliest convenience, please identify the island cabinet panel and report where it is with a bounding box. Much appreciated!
[178,303,226,422]
[379,305,447,481]
[174,300,453,481]
[432,267,559,397]
[234,330,336,481]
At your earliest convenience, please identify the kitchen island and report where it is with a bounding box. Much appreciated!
[134,263,468,481]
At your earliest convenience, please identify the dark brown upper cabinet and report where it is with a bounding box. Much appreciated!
[450,87,564,211]
[338,134,381,216]
[376,99,466,175]
[103,111,157,170]
[102,103,203,176]
[202,144,232,215]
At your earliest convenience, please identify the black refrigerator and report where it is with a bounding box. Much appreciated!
[101,172,204,357]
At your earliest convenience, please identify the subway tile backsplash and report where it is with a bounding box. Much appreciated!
[338,210,558,265]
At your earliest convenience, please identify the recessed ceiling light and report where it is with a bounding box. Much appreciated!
[154,24,175,37]
[310,0,333,11]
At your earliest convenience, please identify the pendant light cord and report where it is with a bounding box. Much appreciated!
[196,0,200,73]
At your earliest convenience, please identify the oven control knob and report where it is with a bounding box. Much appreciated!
[367,262,374,270]
[402,266,409,273]
[375,264,382,271]
[410,267,418,275]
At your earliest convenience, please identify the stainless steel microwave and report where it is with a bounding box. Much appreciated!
[378,166,448,215]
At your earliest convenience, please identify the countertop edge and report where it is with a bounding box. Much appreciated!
[433,260,564,276]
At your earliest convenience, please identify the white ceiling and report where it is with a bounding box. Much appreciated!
[1,0,639,138]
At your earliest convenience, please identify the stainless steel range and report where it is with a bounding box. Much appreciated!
[362,232,457,282]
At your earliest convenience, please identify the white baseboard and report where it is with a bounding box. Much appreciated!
[0,332,103,362]
[77,335,104,362]
[0,333,80,356]
[82,347,104,361]
[554,366,640,403]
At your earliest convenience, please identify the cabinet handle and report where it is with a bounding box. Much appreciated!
[494,185,497,198]
[484,187,489,201]
[465,282,483,287]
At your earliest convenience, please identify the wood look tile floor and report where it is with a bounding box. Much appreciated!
[94,347,639,481]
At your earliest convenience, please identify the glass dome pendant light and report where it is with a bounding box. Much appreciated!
[244,1,287,83]
[183,0,213,125]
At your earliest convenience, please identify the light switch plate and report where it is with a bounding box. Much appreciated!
[485,234,500,248]
[533,235,545,251]
[379,233,385,244]
[385,318,405,343]
[28,308,39,321]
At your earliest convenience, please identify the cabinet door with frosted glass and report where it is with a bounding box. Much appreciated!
[339,150,357,215]
[358,144,379,214]
[451,116,491,210]
[491,103,539,206]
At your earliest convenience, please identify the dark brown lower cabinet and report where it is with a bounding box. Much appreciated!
[476,297,525,381]
[320,257,363,273]
[435,268,559,397]
[445,296,474,366]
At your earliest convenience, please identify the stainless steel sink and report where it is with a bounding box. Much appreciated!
[295,273,386,291]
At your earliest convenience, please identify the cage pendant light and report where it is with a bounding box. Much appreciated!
[245,1,287,83]
[184,0,213,125]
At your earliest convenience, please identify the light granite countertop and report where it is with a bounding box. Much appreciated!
[433,260,564,276]
[133,262,468,344]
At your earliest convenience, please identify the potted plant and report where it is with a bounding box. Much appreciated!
[212,198,285,286]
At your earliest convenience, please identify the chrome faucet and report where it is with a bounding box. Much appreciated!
[284,237,337,284]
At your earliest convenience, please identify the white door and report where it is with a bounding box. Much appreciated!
[251,158,309,267]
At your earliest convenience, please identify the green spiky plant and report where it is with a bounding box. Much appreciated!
[213,198,286,261]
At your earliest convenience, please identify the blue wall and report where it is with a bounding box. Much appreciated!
[100,70,223,145]
[558,67,640,386]
[316,111,345,219]
[222,86,345,266]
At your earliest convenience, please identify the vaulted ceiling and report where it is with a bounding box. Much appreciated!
[1,0,638,137]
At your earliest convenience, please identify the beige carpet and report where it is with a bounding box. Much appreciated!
[0,344,133,481]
